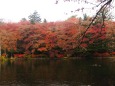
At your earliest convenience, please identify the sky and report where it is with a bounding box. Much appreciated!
[0,0,114,22]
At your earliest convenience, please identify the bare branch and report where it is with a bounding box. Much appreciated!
[77,0,112,48]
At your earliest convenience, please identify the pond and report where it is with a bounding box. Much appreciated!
[0,58,115,86]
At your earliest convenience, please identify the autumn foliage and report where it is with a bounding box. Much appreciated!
[0,18,115,58]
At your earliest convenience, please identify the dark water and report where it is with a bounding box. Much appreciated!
[0,58,115,86]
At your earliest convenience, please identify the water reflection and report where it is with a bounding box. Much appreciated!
[0,58,115,86]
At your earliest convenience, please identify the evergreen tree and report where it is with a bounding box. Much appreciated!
[43,19,47,23]
[21,18,27,21]
[28,11,41,24]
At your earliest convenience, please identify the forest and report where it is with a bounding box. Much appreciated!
[0,15,115,59]
[0,0,115,59]
[0,0,115,86]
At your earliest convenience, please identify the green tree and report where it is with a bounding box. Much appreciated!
[83,14,88,21]
[0,19,4,24]
[43,19,47,23]
[28,11,41,24]
[21,18,27,21]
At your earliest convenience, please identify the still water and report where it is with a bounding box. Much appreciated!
[0,58,115,86]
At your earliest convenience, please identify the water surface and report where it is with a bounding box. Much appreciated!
[0,58,115,86]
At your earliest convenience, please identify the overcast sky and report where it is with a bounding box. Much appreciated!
[0,0,114,22]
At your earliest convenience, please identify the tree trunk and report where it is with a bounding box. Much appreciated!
[0,39,1,57]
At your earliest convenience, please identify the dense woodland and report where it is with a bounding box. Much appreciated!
[0,1,115,86]
[0,0,114,59]
[0,15,115,58]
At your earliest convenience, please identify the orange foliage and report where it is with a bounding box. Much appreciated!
[94,52,110,57]
[14,54,24,58]
[38,47,47,51]
[0,17,114,58]
[0,23,20,51]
